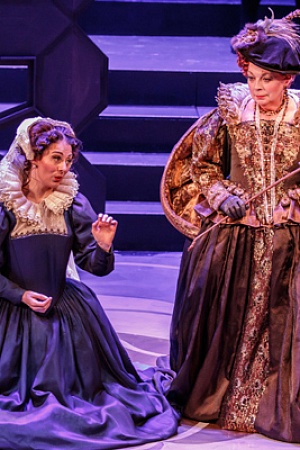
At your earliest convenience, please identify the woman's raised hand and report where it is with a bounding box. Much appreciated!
[92,213,118,252]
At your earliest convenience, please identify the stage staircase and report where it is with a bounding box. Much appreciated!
[77,0,298,251]
[0,0,298,250]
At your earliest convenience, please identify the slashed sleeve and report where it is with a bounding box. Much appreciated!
[161,82,251,237]
[0,206,25,305]
[71,193,114,276]
[161,108,229,239]
[191,110,231,211]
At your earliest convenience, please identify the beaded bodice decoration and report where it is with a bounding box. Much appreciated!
[232,120,299,224]
[160,82,300,239]
[0,158,79,238]
[218,83,300,225]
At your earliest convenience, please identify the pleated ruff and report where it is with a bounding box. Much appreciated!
[0,280,178,450]
[168,221,300,443]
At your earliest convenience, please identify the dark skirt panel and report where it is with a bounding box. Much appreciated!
[256,225,300,442]
[0,279,178,449]
[168,221,300,442]
[169,222,253,419]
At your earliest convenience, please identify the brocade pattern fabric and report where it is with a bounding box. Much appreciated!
[163,82,300,443]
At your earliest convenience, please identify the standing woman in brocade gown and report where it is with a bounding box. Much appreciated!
[161,9,300,443]
[0,117,178,449]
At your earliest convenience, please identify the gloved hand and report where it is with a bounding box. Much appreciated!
[220,195,246,220]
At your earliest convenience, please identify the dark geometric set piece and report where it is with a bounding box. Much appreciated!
[0,0,108,132]
[0,0,108,213]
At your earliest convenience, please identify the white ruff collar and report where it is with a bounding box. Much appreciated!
[0,159,79,225]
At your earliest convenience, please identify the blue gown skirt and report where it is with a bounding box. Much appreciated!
[0,279,178,449]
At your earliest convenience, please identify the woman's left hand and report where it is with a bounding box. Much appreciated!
[92,213,118,252]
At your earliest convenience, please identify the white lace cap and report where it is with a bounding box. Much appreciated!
[3,117,43,164]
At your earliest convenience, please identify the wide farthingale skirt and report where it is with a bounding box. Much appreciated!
[0,279,178,450]
[168,221,300,443]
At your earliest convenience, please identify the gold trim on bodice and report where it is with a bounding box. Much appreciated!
[161,82,300,237]
[0,158,78,237]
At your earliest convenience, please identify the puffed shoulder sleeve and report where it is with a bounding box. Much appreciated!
[161,108,227,239]
[0,205,26,305]
[191,82,250,211]
[191,106,229,210]
[161,82,251,238]
[70,193,114,276]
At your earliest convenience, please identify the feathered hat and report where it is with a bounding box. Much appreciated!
[231,9,300,74]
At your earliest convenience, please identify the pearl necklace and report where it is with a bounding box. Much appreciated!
[254,94,289,224]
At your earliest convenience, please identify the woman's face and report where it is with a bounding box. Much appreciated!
[247,62,291,110]
[33,139,73,191]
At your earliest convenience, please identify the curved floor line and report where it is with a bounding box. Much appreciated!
[120,339,164,357]
[117,262,180,270]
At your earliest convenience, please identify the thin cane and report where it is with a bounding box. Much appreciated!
[188,163,300,251]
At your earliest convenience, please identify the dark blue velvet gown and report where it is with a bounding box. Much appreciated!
[0,193,178,449]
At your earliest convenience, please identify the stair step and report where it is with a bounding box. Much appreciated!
[107,70,245,106]
[105,201,185,251]
[106,200,163,215]
[90,35,238,72]
[82,151,168,202]
[79,106,200,153]
[79,0,295,37]
[89,35,243,105]
[100,105,206,118]
[90,35,300,105]
[82,151,168,166]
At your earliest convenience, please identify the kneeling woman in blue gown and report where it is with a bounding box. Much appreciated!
[0,117,178,449]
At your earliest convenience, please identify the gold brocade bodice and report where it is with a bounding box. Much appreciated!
[229,119,300,224]
[160,82,300,238]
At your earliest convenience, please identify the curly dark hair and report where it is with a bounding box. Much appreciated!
[28,119,82,162]
[19,118,82,190]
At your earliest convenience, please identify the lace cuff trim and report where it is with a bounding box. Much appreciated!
[207,181,231,210]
